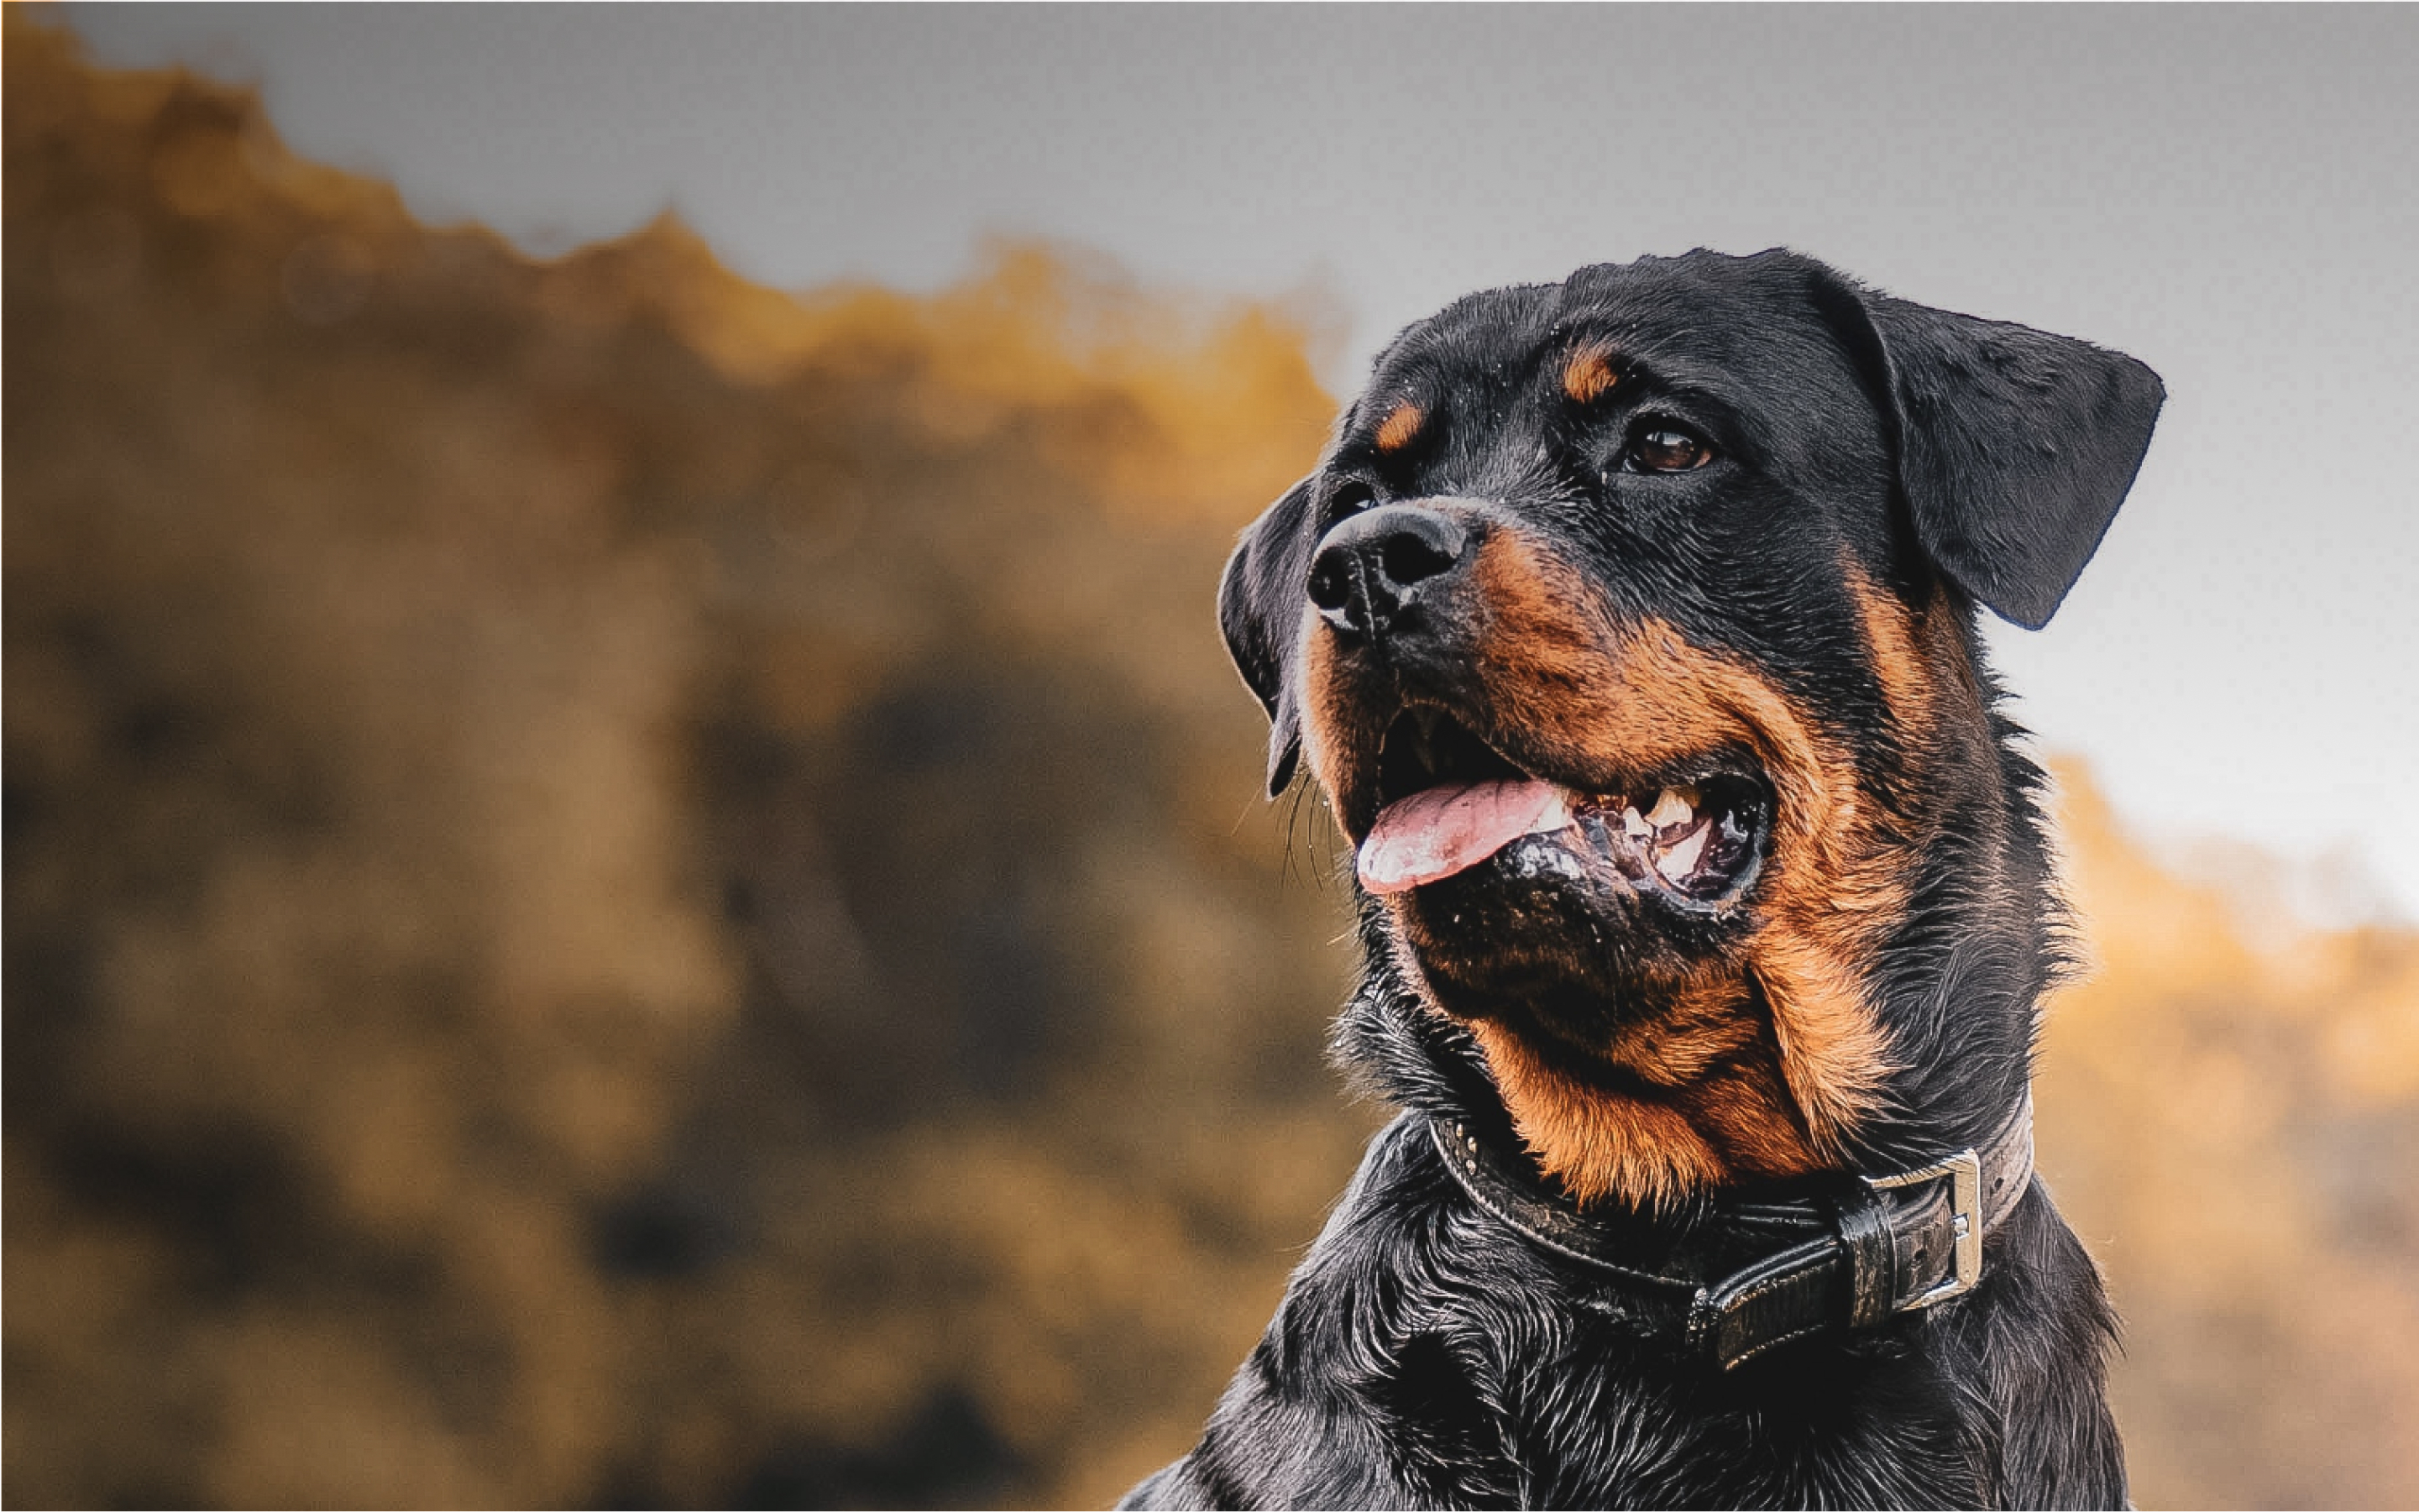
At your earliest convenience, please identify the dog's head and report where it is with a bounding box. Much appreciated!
[1223,250,2160,1208]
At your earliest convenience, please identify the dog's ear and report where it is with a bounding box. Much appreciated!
[1827,280,2165,630]
[1219,476,1317,796]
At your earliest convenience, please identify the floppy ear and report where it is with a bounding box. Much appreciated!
[1839,285,2165,630]
[1218,477,1317,796]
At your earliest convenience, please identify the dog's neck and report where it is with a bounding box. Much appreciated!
[1337,965,2035,1232]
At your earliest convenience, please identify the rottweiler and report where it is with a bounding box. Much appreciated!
[1124,249,2162,1509]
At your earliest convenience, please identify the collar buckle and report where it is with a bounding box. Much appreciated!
[1867,1148,1982,1311]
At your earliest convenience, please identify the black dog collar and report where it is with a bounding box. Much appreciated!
[1427,1096,2035,1371]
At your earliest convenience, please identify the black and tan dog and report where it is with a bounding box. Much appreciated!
[1125,250,2161,1509]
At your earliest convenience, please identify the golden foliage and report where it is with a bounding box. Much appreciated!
[4,17,1361,1506]
[2039,770,2419,1509]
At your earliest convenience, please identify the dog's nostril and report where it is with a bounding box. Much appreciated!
[1308,552,1355,613]
[1380,530,1458,589]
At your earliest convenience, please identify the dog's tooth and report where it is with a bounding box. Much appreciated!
[1655,820,1712,882]
[1645,786,1698,832]
[1621,805,1652,840]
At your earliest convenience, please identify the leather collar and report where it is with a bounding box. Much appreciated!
[1427,1095,2035,1370]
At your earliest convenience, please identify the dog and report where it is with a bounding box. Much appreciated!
[1123,249,2162,1509]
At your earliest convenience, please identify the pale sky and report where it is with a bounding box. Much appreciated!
[60,3,2419,921]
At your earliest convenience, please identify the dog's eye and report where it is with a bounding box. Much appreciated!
[1327,480,1376,521]
[1628,427,1714,473]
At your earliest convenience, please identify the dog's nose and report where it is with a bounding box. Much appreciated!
[1307,505,1470,640]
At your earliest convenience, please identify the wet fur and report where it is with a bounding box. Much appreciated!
[1130,249,2160,1509]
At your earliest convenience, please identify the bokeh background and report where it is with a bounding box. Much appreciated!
[7,11,2417,1509]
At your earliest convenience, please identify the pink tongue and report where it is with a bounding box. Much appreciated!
[1357,779,1568,896]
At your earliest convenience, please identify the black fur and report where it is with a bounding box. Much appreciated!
[1133,249,2160,1510]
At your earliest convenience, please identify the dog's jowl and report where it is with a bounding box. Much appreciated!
[1125,250,2161,1510]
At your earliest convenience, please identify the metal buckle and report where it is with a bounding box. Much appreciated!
[1866,1148,1982,1311]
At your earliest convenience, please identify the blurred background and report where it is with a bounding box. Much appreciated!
[6,10,2416,1508]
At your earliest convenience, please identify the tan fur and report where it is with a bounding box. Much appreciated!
[1457,971,1829,1206]
[1849,568,1939,739]
[1374,400,1425,453]
[1469,1019,1730,1206]
[1300,630,1384,827]
[1562,349,1620,405]
[1842,559,1995,747]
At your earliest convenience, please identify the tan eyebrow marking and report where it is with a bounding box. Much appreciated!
[1563,348,1620,404]
[1374,400,1425,453]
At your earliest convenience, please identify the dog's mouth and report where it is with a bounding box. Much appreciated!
[1357,706,1770,909]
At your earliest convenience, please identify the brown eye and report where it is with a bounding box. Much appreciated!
[1630,427,1712,473]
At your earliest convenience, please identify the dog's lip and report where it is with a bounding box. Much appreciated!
[1356,708,1772,905]
[1362,705,1757,833]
